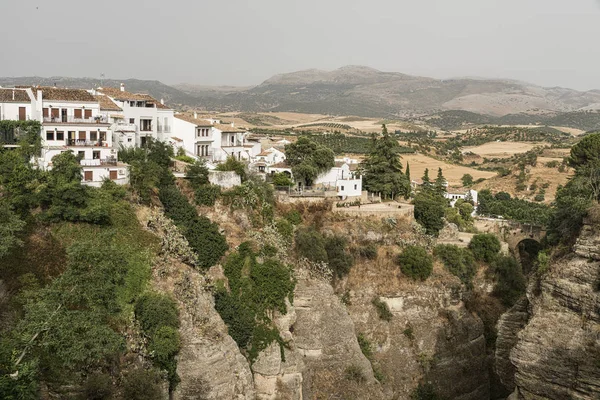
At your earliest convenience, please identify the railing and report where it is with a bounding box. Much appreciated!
[66,139,110,147]
[114,123,137,132]
[43,116,109,124]
[80,158,117,166]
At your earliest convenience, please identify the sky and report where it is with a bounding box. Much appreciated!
[2,0,600,90]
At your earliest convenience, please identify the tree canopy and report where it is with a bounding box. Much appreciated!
[284,137,334,186]
[360,125,410,199]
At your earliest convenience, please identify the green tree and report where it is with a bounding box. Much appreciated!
[493,256,526,306]
[285,137,334,186]
[271,172,294,187]
[461,174,474,187]
[360,125,410,199]
[294,227,327,263]
[434,168,446,195]
[0,149,41,214]
[396,246,433,281]
[0,201,26,259]
[469,234,501,263]
[324,235,354,278]
[414,192,447,235]
[186,160,210,188]
[405,162,411,183]
[216,156,247,182]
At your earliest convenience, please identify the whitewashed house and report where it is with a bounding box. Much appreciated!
[0,87,35,122]
[213,123,261,162]
[173,113,218,160]
[445,189,478,206]
[314,161,362,198]
[29,87,127,187]
[93,84,174,148]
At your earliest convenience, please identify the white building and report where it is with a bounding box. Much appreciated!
[0,87,35,123]
[173,113,218,160]
[93,84,174,148]
[445,189,478,207]
[314,161,362,198]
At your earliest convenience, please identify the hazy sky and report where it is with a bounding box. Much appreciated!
[2,0,600,90]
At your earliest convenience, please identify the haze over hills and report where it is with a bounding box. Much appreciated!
[3,66,600,120]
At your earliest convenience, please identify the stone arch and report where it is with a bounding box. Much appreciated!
[514,238,542,274]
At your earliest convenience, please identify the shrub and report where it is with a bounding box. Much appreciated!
[357,334,373,359]
[324,235,354,278]
[216,156,247,182]
[175,155,195,164]
[83,372,113,400]
[121,369,163,400]
[135,293,180,335]
[545,160,559,168]
[275,218,294,243]
[284,209,302,225]
[534,193,545,202]
[358,243,378,260]
[414,192,446,236]
[295,227,327,263]
[182,216,229,269]
[186,160,210,188]
[344,365,366,383]
[272,172,294,187]
[469,234,501,263]
[372,297,393,321]
[493,256,526,307]
[434,244,476,286]
[411,382,440,400]
[403,326,414,340]
[195,184,221,206]
[149,326,181,386]
[396,246,433,281]
[461,174,474,187]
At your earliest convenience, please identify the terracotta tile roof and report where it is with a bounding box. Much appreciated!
[98,87,171,109]
[214,123,247,133]
[257,151,271,156]
[271,162,291,168]
[170,136,183,142]
[94,95,122,111]
[334,161,347,168]
[175,114,214,126]
[0,88,31,103]
[34,87,96,102]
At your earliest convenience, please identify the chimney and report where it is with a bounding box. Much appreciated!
[194,112,197,119]
[231,122,234,128]
[160,98,164,105]
[12,90,15,101]
[37,89,42,103]
[120,83,125,92]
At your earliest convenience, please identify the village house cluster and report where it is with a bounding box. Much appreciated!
[0,84,363,198]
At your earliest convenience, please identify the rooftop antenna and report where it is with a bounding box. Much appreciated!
[100,73,105,87]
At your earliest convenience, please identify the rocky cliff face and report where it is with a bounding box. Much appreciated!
[502,221,600,399]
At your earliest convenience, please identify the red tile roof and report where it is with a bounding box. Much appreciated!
[0,88,31,103]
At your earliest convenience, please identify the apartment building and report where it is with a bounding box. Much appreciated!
[94,84,174,148]
[0,87,35,123]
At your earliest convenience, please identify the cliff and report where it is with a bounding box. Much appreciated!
[500,220,600,399]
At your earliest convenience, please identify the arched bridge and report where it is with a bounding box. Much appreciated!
[475,218,546,252]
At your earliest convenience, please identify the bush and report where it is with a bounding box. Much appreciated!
[186,160,210,188]
[344,365,366,383]
[372,297,393,321]
[493,256,526,307]
[195,184,221,206]
[396,246,433,281]
[295,227,327,263]
[83,372,113,400]
[149,326,181,386]
[534,193,545,202]
[434,244,476,286]
[358,243,378,260]
[275,218,294,243]
[121,369,163,400]
[469,234,501,263]
[357,333,373,359]
[411,382,440,400]
[272,172,294,187]
[414,192,446,236]
[182,216,229,269]
[135,293,180,335]
[545,160,559,168]
[216,156,247,182]
[175,155,195,164]
[284,209,302,225]
[461,174,474,187]
[324,235,354,278]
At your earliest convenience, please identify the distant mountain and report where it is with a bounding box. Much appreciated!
[177,65,600,118]
[0,76,197,108]
[4,67,600,121]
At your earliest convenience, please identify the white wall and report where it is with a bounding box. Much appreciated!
[0,102,33,121]
[208,170,241,189]
[314,164,351,186]
[82,166,129,187]
[337,177,362,198]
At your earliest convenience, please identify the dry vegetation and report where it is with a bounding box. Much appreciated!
[401,154,497,186]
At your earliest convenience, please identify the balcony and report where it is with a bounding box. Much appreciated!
[114,123,137,132]
[66,139,110,147]
[44,116,109,124]
[80,157,117,167]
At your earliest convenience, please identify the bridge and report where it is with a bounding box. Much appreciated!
[474,218,546,253]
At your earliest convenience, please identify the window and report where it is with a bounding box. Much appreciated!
[109,170,118,180]
[84,171,93,181]
[74,109,82,119]
[140,119,152,131]
[78,131,86,140]
[46,131,54,140]
[84,109,92,119]
[129,118,135,124]
[354,184,357,190]
[77,151,85,160]
[90,131,97,141]
[129,101,135,107]
[56,131,64,140]
[341,186,345,191]
[127,138,132,142]
[93,151,100,160]
[99,131,106,141]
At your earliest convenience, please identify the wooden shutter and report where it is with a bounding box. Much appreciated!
[109,170,118,180]
[84,171,93,181]
[84,109,92,119]
[43,108,49,117]
[51,108,59,118]
[18,107,26,121]
[74,109,82,118]
[78,131,86,140]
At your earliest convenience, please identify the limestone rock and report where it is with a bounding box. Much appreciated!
[495,297,529,391]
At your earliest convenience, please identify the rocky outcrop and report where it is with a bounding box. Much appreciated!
[506,221,600,399]
[495,297,529,391]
